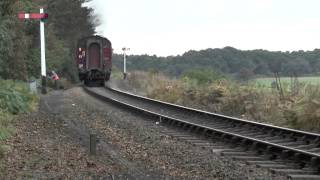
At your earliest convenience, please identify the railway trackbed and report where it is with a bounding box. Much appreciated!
[84,85,320,180]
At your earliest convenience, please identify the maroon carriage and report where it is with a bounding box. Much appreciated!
[76,35,112,86]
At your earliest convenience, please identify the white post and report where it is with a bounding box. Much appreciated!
[123,50,126,74]
[40,8,46,76]
[40,8,47,93]
[122,47,129,79]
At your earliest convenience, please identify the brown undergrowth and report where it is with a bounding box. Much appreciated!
[111,71,320,132]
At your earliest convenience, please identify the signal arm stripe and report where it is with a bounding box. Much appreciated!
[25,14,30,19]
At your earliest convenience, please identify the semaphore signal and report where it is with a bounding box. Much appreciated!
[18,8,48,94]
[18,12,48,20]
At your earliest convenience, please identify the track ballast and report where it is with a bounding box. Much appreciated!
[84,85,320,179]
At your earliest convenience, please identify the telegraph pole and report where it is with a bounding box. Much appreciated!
[122,47,130,79]
[18,8,48,94]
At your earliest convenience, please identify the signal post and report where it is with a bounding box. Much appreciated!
[18,8,48,94]
[122,47,130,79]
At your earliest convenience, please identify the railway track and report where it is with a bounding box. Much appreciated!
[84,85,320,179]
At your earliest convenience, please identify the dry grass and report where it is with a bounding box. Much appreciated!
[0,110,13,158]
[112,71,320,132]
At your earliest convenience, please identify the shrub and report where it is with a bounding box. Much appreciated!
[0,80,37,159]
[0,80,37,114]
[289,85,320,130]
[181,69,226,85]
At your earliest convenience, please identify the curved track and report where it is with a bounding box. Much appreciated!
[84,85,320,179]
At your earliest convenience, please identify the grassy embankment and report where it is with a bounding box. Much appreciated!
[111,70,320,132]
[0,80,38,158]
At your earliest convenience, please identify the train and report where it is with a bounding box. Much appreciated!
[76,35,112,86]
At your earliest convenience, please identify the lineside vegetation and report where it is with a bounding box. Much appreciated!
[0,80,38,158]
[112,69,320,133]
[0,0,97,81]
[0,0,97,159]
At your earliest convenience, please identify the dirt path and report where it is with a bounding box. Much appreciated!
[0,87,287,179]
[0,90,155,179]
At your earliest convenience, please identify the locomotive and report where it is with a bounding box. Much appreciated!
[76,35,112,86]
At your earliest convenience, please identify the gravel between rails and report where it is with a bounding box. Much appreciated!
[1,87,288,179]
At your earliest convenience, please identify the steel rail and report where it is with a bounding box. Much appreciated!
[83,86,320,169]
[106,86,320,138]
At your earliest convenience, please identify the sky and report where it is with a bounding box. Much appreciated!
[86,0,320,56]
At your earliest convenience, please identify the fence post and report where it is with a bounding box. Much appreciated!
[90,134,96,155]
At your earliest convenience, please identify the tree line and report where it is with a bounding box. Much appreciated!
[0,0,97,81]
[112,47,320,79]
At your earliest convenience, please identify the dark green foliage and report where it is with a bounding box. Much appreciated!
[44,0,96,80]
[0,0,31,80]
[113,47,320,79]
[0,0,96,81]
[0,19,14,77]
[0,0,15,16]
[26,49,41,78]
[47,0,96,49]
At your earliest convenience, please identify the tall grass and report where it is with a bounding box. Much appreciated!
[287,85,320,131]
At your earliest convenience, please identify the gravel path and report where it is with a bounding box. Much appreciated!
[0,87,288,179]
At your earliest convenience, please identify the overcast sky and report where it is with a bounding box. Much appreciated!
[86,0,320,56]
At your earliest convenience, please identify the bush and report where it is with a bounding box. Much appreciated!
[289,85,320,130]
[0,80,37,114]
[0,80,37,158]
[181,69,226,85]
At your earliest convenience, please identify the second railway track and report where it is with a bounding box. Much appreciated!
[84,85,320,179]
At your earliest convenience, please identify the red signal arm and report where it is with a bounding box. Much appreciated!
[18,12,48,19]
